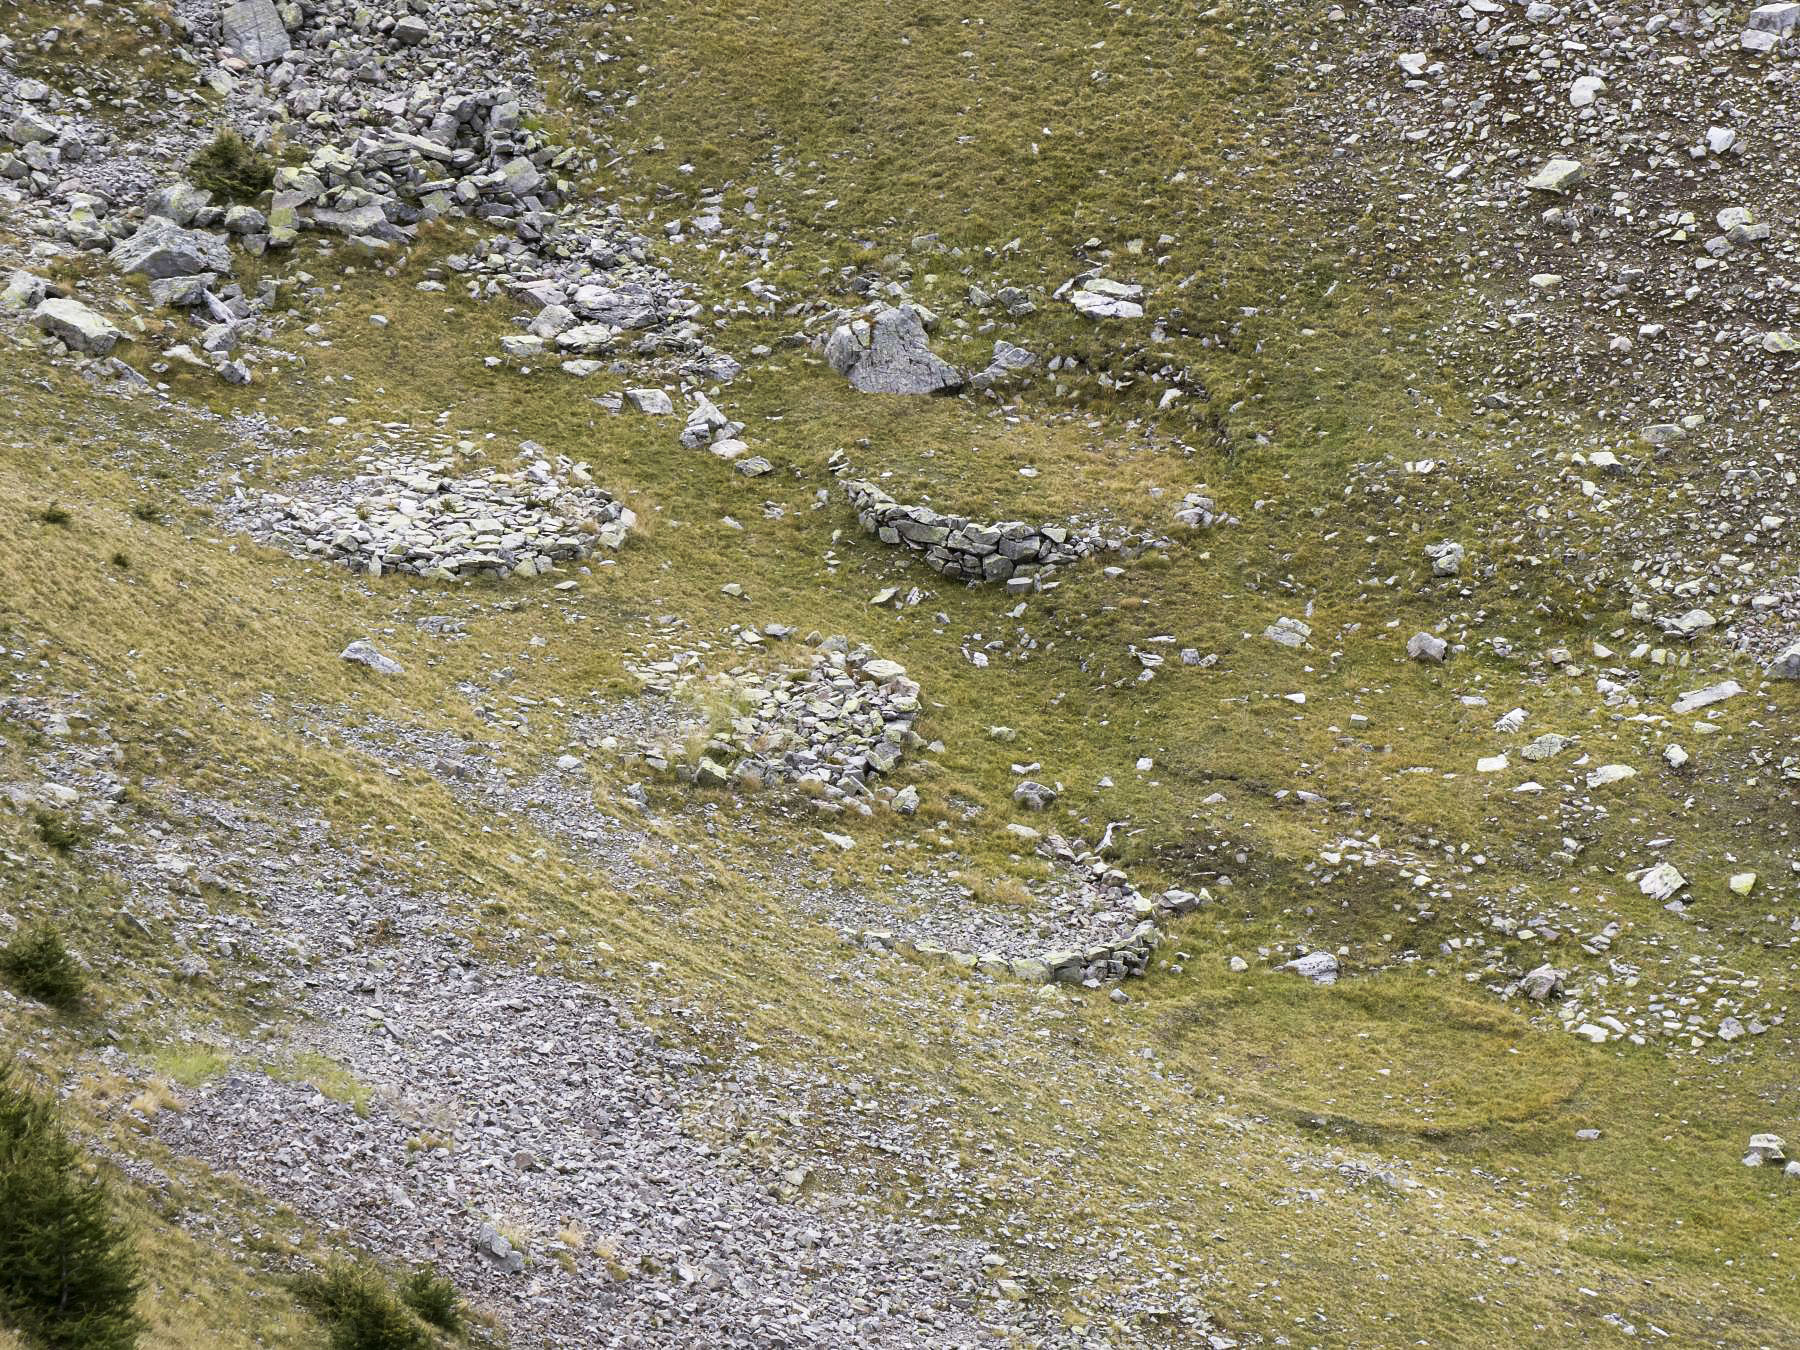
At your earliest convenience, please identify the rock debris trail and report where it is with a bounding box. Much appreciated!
[65,775,1083,1347]
[156,915,1031,1349]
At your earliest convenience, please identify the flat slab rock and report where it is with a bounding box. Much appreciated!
[221,0,291,65]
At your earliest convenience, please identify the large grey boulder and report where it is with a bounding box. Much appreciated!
[111,219,231,279]
[1,270,50,311]
[33,297,123,354]
[1767,639,1800,680]
[221,0,291,64]
[571,282,659,329]
[145,182,211,226]
[826,305,963,395]
[8,109,58,145]
[340,640,403,675]
[1747,2,1800,34]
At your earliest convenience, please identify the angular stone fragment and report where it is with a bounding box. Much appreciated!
[1520,964,1564,1001]
[625,387,673,414]
[1745,1134,1788,1167]
[1407,631,1447,662]
[1525,158,1584,192]
[1281,951,1339,984]
[340,640,403,675]
[1670,680,1742,714]
[1638,862,1686,902]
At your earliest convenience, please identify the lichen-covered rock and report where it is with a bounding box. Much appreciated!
[32,297,123,354]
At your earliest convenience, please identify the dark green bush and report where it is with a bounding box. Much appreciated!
[0,1065,142,1349]
[0,925,85,1010]
[293,1264,432,1350]
[37,504,70,526]
[187,130,273,202]
[33,810,85,853]
[398,1264,462,1334]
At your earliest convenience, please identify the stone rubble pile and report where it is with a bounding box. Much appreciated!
[1058,275,1145,320]
[844,479,1163,588]
[228,449,632,579]
[0,0,733,385]
[631,637,923,804]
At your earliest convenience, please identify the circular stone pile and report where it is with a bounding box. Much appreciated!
[236,451,632,579]
[634,638,922,803]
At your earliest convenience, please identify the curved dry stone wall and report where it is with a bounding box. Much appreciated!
[228,450,632,579]
[857,838,1209,987]
[844,480,1163,586]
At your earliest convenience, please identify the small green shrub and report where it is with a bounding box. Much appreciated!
[33,809,85,853]
[37,504,70,526]
[293,1265,432,1350]
[187,130,273,202]
[398,1264,462,1334]
[0,924,86,1010]
[0,1065,142,1349]
[130,502,161,524]
[110,552,131,570]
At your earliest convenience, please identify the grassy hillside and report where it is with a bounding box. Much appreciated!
[1,0,1797,1346]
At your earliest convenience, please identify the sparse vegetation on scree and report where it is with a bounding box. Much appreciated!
[0,0,1798,1346]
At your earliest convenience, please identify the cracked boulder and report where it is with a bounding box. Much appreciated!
[825,305,963,395]
[221,0,291,65]
[110,219,232,280]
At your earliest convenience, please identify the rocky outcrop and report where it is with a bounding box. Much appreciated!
[825,305,963,394]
